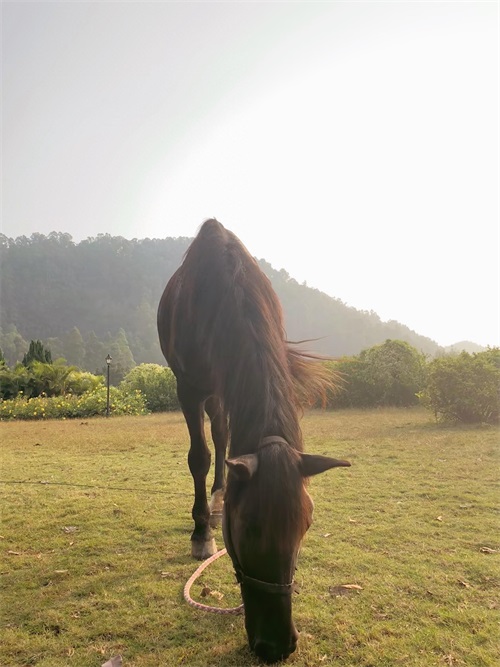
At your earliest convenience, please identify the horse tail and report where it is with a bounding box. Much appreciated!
[287,346,343,408]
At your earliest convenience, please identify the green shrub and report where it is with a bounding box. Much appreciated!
[328,340,428,408]
[66,370,104,395]
[419,348,500,424]
[30,360,79,396]
[120,363,179,412]
[0,386,148,420]
[0,363,35,400]
[0,361,104,400]
[326,356,377,408]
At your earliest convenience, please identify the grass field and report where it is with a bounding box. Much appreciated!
[1,409,498,667]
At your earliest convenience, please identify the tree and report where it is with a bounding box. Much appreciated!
[0,325,28,366]
[22,340,52,367]
[84,331,107,374]
[44,337,66,362]
[108,329,135,384]
[358,339,428,406]
[420,348,500,423]
[130,299,163,364]
[327,357,377,408]
[63,327,85,368]
[328,340,428,408]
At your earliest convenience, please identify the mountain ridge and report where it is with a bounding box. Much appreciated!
[0,231,477,368]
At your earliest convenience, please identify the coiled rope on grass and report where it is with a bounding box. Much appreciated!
[183,548,244,615]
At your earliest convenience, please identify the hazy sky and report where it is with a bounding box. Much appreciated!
[2,1,498,348]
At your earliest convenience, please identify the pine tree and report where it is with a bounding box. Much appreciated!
[108,329,135,384]
[84,331,107,374]
[63,327,85,368]
[22,340,52,367]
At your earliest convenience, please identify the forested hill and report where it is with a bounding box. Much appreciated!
[0,232,442,371]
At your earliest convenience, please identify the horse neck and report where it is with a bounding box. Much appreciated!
[227,378,303,457]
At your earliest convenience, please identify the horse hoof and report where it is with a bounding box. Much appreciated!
[191,538,217,560]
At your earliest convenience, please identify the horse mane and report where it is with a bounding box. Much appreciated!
[238,441,311,554]
[166,218,338,456]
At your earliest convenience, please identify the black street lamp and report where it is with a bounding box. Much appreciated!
[105,354,112,417]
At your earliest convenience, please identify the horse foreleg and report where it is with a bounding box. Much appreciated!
[178,383,217,560]
[205,396,228,528]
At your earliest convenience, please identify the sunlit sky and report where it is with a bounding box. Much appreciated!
[2,1,498,348]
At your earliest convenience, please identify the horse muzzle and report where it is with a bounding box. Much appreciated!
[252,633,298,664]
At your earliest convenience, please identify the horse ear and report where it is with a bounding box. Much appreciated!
[299,453,351,478]
[226,454,259,481]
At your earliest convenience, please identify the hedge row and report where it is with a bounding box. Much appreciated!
[1,342,498,424]
[0,386,148,420]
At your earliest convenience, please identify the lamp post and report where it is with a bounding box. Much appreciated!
[105,354,112,417]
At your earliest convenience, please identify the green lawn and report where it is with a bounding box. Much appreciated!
[1,409,498,667]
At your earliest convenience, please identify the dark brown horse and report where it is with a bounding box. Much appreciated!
[157,219,350,663]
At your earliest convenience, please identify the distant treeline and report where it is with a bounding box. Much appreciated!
[0,231,444,373]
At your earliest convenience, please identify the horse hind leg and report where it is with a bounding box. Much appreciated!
[205,395,228,528]
[178,382,217,560]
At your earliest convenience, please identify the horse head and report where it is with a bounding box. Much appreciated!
[223,438,350,663]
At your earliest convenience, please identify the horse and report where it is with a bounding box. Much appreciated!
[157,219,350,663]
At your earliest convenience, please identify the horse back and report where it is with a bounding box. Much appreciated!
[157,218,285,386]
